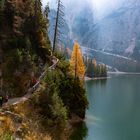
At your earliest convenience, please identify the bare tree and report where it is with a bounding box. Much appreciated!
[53,0,65,52]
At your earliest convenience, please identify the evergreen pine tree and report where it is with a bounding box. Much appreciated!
[86,58,94,78]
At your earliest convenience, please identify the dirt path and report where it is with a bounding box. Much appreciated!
[3,57,59,107]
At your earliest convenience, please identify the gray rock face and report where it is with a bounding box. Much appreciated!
[84,2,140,61]
[49,0,140,71]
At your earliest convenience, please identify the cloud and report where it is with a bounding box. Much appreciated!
[42,0,56,8]
[42,0,125,19]
[92,0,125,18]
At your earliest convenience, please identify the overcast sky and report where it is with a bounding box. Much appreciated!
[42,0,125,18]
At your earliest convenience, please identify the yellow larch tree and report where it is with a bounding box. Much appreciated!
[70,42,85,79]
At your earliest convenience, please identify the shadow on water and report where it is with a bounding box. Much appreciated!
[70,122,88,140]
[92,78,107,86]
[70,78,107,140]
[99,79,107,86]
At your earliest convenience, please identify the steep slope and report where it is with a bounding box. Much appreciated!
[0,2,88,139]
[77,1,140,72]
[83,2,140,62]
[0,0,51,97]
[71,5,94,43]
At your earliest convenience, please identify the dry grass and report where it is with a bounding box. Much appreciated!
[0,115,15,139]
[14,102,53,140]
[0,116,15,132]
[0,101,53,140]
[25,132,52,140]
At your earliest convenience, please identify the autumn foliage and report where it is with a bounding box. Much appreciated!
[70,42,85,78]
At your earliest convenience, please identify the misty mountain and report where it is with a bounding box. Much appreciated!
[85,3,140,61]
[70,5,94,42]
[48,0,140,72]
[48,9,73,49]
[75,1,140,72]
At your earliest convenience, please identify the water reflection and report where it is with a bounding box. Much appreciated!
[71,78,108,140]
[100,79,107,86]
[70,122,88,140]
[86,114,102,126]
[93,78,107,86]
[85,75,140,140]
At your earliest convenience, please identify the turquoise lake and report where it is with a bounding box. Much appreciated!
[71,74,140,140]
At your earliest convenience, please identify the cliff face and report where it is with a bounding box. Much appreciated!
[95,6,140,60]
[83,1,140,61]
[76,1,140,72]
[48,1,140,71]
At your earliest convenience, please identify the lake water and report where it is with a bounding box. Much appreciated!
[71,74,140,140]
